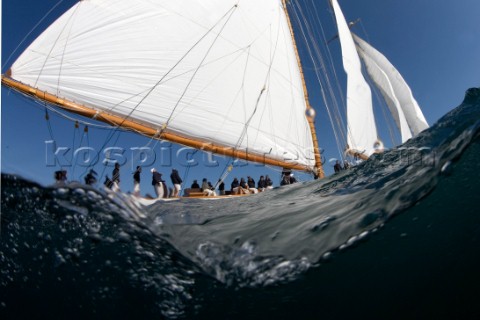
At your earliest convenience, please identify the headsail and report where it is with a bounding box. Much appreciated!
[352,33,412,142]
[331,0,378,156]
[352,33,429,139]
[4,0,321,173]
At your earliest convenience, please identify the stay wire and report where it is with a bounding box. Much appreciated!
[2,0,65,70]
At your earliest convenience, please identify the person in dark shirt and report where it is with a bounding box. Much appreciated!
[191,180,200,189]
[240,178,248,189]
[238,178,251,194]
[170,168,183,197]
[112,162,121,191]
[151,168,167,198]
[84,169,97,186]
[289,173,297,184]
[247,176,258,193]
[257,175,266,191]
[201,178,215,196]
[54,170,68,186]
[334,160,343,173]
[133,166,141,197]
[247,176,255,188]
[265,175,273,189]
[280,173,290,186]
[231,178,240,194]
[218,179,225,195]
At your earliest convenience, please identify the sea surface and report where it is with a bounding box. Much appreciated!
[1,88,479,319]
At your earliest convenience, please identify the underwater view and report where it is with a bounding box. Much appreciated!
[1,88,479,319]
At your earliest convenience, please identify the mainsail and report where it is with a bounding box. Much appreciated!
[330,0,378,156]
[352,33,429,139]
[2,0,323,176]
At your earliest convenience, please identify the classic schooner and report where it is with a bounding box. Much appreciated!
[2,0,428,196]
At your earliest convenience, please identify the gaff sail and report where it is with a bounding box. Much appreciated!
[4,0,322,174]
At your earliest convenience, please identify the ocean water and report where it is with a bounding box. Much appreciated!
[1,88,479,319]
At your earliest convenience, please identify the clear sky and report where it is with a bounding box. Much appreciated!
[2,0,479,194]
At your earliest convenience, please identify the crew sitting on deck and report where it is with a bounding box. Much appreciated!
[257,175,266,192]
[238,178,251,194]
[280,173,291,186]
[265,175,273,189]
[231,178,240,194]
[201,178,216,196]
[247,176,258,194]
[191,179,200,189]
[289,173,297,184]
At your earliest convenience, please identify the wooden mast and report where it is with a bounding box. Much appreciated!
[281,0,325,178]
[2,75,313,173]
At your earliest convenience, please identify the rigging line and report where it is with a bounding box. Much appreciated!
[121,5,239,125]
[308,0,348,134]
[92,5,240,160]
[34,3,81,88]
[2,0,64,70]
[319,0,366,154]
[314,0,349,135]
[164,6,239,129]
[234,13,281,155]
[305,0,348,146]
[56,4,79,96]
[181,164,191,190]
[168,46,250,126]
[78,128,90,180]
[44,108,58,167]
[323,0,349,113]
[71,121,80,180]
[291,2,345,159]
[214,48,253,185]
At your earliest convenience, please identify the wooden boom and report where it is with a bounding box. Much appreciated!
[2,74,318,173]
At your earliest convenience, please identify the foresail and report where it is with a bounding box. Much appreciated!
[352,33,429,137]
[352,33,412,142]
[8,0,316,170]
[331,0,378,155]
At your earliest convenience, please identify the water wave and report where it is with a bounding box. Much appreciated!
[1,88,479,318]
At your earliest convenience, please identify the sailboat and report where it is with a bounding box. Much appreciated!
[1,0,428,199]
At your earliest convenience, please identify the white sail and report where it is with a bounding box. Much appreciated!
[352,33,429,137]
[10,0,315,168]
[331,0,378,155]
[352,33,412,142]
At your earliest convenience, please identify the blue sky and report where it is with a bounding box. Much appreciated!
[2,0,479,194]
